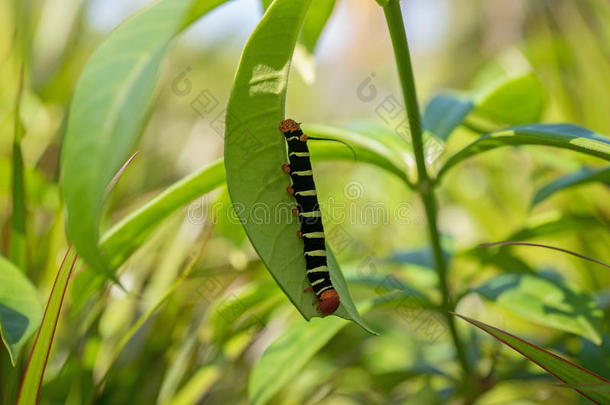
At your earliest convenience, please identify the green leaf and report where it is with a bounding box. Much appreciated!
[473,272,603,344]
[507,214,605,241]
[454,313,610,404]
[61,0,227,277]
[423,72,545,142]
[249,293,427,405]
[531,166,610,207]
[249,316,348,405]
[10,66,27,271]
[299,0,335,55]
[437,124,610,182]
[70,160,224,313]
[0,256,43,365]
[423,92,474,142]
[17,251,76,405]
[389,248,451,270]
[165,366,221,405]
[261,0,336,83]
[469,72,546,128]
[224,0,371,331]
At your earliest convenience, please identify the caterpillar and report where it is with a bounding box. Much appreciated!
[279,119,340,317]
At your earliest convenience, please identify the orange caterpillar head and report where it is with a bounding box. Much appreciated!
[279,119,300,134]
[317,289,340,316]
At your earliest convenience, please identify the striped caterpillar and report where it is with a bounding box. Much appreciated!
[279,119,340,317]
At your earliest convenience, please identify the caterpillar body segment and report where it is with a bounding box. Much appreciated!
[279,119,340,316]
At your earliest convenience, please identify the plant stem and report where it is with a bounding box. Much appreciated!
[382,0,471,375]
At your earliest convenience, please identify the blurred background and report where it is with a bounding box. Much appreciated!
[1,0,609,404]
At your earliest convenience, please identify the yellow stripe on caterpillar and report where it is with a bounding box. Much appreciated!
[289,152,310,157]
[311,279,325,286]
[304,250,326,257]
[295,190,317,196]
[307,266,328,274]
[292,170,313,176]
[299,211,321,218]
[303,232,325,238]
[317,285,333,294]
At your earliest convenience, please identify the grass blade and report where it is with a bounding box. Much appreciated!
[453,313,610,404]
[531,166,610,207]
[10,64,27,271]
[17,249,77,405]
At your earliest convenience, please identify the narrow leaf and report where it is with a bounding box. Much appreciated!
[299,0,335,55]
[61,0,227,278]
[17,250,77,405]
[70,159,224,313]
[437,124,610,181]
[454,313,610,404]
[165,366,221,405]
[10,65,27,271]
[249,316,347,405]
[423,92,474,142]
[531,166,610,207]
[0,256,43,365]
[473,272,603,344]
[100,159,225,269]
[224,0,371,330]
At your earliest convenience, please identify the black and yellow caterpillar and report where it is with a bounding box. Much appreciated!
[279,119,340,317]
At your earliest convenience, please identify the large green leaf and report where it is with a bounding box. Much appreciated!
[423,72,545,142]
[0,256,43,365]
[17,251,76,405]
[224,0,370,330]
[454,314,610,404]
[531,166,610,207]
[437,124,610,182]
[473,272,603,344]
[60,0,227,277]
[468,72,546,128]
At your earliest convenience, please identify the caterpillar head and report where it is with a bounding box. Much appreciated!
[279,119,300,134]
[318,289,340,316]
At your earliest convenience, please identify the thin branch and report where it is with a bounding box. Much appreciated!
[479,241,610,269]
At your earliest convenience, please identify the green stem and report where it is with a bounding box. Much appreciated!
[382,0,471,375]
